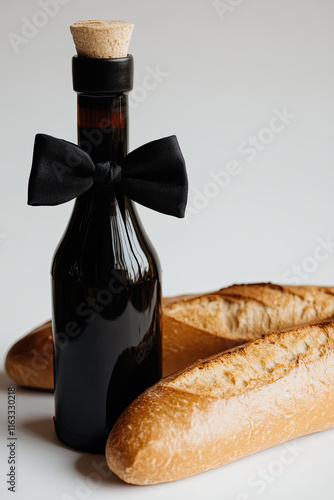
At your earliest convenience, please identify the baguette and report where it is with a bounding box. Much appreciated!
[5,321,54,390]
[106,321,334,485]
[6,283,334,389]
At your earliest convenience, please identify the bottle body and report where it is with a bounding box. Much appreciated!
[51,92,162,453]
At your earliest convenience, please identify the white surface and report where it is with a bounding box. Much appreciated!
[1,0,334,498]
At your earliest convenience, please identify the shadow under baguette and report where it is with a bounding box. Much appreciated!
[74,453,129,489]
[0,370,17,392]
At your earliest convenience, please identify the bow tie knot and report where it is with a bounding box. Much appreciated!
[94,161,122,186]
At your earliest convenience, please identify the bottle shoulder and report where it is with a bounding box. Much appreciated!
[51,188,161,285]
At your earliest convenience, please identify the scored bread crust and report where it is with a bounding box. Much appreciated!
[163,283,334,340]
[106,321,334,485]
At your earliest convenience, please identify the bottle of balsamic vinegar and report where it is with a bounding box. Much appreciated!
[51,21,162,453]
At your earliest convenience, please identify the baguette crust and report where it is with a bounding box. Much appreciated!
[5,321,53,390]
[161,314,237,376]
[164,283,334,340]
[106,321,334,485]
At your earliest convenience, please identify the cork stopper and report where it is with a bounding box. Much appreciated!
[70,20,134,59]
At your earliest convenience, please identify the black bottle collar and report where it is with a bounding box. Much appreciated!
[72,54,134,94]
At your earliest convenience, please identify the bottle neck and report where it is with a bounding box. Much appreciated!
[77,94,128,164]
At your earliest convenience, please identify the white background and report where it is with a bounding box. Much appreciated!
[1,0,334,498]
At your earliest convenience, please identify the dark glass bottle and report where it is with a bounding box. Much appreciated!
[51,56,162,453]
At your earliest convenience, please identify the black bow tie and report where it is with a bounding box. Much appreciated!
[28,134,188,218]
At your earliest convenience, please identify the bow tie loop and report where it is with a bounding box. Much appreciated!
[94,161,122,186]
[28,134,188,218]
